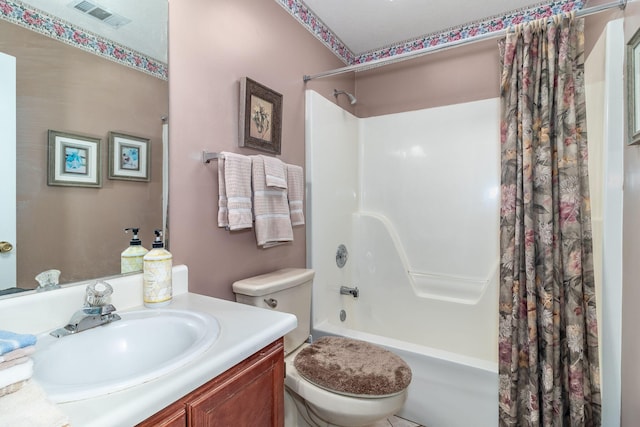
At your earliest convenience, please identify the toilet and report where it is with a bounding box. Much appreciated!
[232,268,411,427]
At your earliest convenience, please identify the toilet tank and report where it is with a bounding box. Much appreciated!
[232,268,314,355]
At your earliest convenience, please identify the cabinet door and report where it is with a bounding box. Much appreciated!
[188,339,284,427]
[137,401,186,427]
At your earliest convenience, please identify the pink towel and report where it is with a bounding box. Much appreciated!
[251,156,293,247]
[0,345,34,363]
[261,155,287,189]
[0,356,30,371]
[286,164,305,226]
[218,152,253,230]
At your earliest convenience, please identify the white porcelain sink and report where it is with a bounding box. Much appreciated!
[33,309,220,403]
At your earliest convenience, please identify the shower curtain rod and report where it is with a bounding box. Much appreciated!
[302,0,627,82]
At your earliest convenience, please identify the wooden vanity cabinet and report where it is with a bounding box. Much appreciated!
[138,338,285,427]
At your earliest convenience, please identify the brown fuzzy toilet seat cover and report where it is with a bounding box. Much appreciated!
[293,336,412,397]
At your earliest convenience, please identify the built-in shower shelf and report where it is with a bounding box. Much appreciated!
[408,268,497,305]
[354,211,497,305]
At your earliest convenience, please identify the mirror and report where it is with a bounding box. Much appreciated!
[0,0,168,294]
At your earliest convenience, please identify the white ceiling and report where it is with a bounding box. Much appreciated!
[302,0,553,54]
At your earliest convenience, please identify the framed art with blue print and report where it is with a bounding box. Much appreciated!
[108,132,150,182]
[47,130,101,188]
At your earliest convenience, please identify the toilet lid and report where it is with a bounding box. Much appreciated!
[293,336,412,398]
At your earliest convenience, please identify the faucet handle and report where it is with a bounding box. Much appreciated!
[35,269,61,292]
[85,281,114,307]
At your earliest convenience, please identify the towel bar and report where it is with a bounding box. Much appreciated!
[202,151,223,164]
[205,151,282,164]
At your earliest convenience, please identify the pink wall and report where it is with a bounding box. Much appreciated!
[354,39,500,117]
[168,0,353,300]
[354,10,618,118]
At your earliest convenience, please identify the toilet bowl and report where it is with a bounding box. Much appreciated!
[283,343,408,427]
[232,268,411,427]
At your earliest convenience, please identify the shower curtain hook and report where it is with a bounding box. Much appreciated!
[512,22,522,36]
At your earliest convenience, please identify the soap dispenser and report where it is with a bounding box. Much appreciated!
[143,229,172,307]
[121,227,149,274]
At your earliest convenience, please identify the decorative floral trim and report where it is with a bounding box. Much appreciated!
[353,0,585,64]
[276,0,584,66]
[275,0,355,65]
[0,0,167,80]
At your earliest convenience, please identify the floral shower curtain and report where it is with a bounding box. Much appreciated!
[498,14,601,426]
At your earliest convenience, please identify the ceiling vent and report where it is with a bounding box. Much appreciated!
[67,0,131,29]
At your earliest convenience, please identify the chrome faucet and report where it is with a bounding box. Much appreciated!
[340,286,359,298]
[50,281,120,338]
[50,304,121,338]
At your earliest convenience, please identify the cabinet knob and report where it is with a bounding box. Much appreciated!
[0,241,13,253]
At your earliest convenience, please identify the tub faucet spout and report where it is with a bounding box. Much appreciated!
[340,286,359,298]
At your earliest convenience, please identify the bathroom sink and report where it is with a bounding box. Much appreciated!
[33,309,220,403]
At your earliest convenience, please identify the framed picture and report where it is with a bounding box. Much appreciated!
[108,132,150,181]
[239,77,282,154]
[628,28,640,145]
[47,130,101,188]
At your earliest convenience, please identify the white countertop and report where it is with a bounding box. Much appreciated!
[0,266,297,426]
[62,292,296,426]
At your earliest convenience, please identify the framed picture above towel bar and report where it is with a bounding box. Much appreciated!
[239,77,282,154]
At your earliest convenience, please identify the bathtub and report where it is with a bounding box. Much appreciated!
[309,213,500,426]
[313,319,498,427]
[309,212,500,426]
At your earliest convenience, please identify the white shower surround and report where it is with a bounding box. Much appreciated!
[306,91,500,359]
[305,90,500,426]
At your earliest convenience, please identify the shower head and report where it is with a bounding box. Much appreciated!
[333,89,357,105]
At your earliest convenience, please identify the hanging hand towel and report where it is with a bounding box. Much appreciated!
[217,152,253,230]
[217,152,228,228]
[0,331,36,356]
[286,164,305,226]
[251,156,293,247]
[262,155,287,189]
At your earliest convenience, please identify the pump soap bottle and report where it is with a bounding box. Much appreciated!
[121,227,148,274]
[143,229,172,307]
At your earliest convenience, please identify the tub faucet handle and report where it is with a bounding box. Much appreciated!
[340,286,359,298]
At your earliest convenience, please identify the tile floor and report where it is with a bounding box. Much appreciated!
[368,415,424,427]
